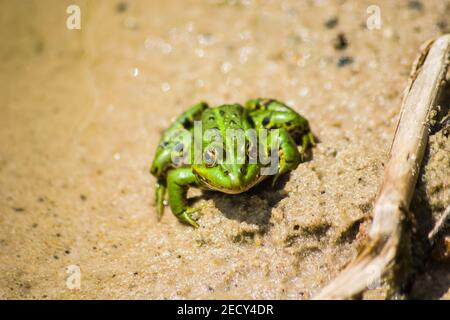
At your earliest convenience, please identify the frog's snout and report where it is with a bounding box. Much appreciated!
[227,172,242,189]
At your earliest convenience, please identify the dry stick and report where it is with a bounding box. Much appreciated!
[313,34,450,300]
[428,205,450,245]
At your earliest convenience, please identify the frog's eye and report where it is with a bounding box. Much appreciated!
[204,147,218,167]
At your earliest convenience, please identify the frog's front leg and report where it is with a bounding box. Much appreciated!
[270,128,301,185]
[167,168,201,227]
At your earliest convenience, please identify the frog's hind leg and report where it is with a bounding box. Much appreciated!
[150,101,209,177]
[167,168,201,227]
[244,98,312,145]
[301,131,316,158]
[270,128,302,186]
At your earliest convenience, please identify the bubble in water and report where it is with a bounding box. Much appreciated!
[198,34,215,46]
[195,79,205,88]
[161,82,171,92]
[299,87,309,97]
[195,48,205,58]
[125,17,139,30]
[221,62,232,74]
[239,30,252,41]
[144,37,172,54]
[186,21,194,33]
[239,46,253,64]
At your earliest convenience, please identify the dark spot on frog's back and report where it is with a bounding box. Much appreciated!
[263,99,274,108]
[219,110,225,116]
[262,116,270,126]
[181,118,192,129]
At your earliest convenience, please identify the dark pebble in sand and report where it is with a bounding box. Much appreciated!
[408,0,423,11]
[325,17,339,29]
[337,56,354,67]
[334,33,348,50]
[12,207,25,212]
[116,2,128,13]
[436,20,450,33]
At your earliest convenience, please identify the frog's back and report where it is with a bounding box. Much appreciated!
[202,104,251,135]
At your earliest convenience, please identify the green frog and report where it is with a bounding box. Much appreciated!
[150,98,314,227]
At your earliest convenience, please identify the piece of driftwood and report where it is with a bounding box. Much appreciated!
[313,34,450,299]
[428,205,450,245]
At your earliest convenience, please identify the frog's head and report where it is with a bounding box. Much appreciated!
[192,137,262,194]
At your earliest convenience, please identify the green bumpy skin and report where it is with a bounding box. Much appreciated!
[150,98,315,227]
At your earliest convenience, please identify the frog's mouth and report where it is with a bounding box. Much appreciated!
[194,171,265,194]
[201,179,248,194]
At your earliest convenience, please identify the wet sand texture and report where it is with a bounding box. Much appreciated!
[0,0,448,299]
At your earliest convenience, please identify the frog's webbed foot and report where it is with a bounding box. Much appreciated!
[177,208,200,228]
[167,168,201,227]
[300,131,315,161]
[155,179,166,220]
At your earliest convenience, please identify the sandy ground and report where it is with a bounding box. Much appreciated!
[0,0,448,299]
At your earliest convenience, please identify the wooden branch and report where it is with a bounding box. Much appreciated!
[428,205,450,245]
[313,34,450,300]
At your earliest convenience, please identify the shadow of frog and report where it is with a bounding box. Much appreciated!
[188,145,315,231]
[191,174,291,231]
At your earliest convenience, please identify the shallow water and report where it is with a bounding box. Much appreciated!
[0,0,448,299]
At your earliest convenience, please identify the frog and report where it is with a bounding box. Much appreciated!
[150,98,315,227]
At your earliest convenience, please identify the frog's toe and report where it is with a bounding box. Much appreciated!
[271,174,281,187]
[177,210,200,228]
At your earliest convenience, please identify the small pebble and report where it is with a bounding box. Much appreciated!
[325,17,339,29]
[333,33,348,50]
[408,0,423,11]
[116,2,128,13]
[337,56,354,67]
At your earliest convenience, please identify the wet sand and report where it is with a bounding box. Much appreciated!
[0,0,448,299]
